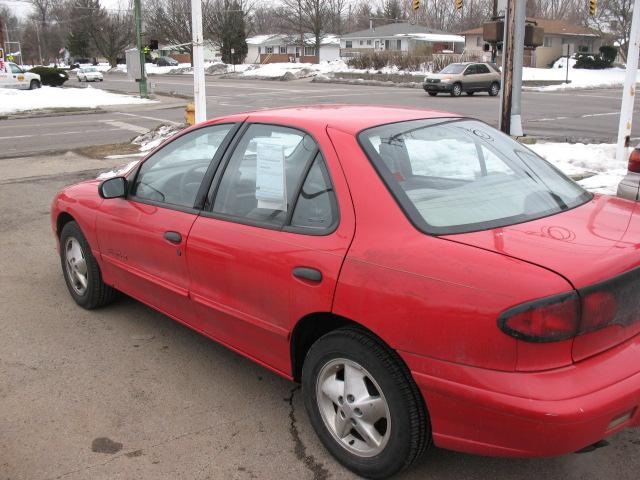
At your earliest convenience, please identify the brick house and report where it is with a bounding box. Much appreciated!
[461,18,602,68]
[246,34,340,64]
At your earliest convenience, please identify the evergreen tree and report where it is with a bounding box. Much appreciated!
[68,0,100,59]
[220,0,248,64]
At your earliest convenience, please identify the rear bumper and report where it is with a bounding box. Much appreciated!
[400,335,640,457]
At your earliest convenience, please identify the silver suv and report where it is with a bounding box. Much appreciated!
[423,62,501,97]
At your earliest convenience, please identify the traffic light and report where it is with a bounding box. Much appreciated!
[589,0,597,16]
[455,0,463,10]
[412,0,420,10]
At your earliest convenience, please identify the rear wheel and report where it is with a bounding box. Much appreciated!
[427,92,438,97]
[450,83,462,97]
[29,80,41,90]
[60,221,117,309]
[489,81,500,96]
[302,327,430,479]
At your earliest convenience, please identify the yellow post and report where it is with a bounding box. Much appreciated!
[185,103,196,125]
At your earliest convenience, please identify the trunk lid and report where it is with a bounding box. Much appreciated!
[447,194,640,361]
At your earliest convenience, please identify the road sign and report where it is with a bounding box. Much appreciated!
[589,0,597,16]
[412,0,420,10]
[455,0,463,9]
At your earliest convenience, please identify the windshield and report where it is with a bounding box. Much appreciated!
[359,119,592,235]
[439,63,465,74]
[84,67,97,72]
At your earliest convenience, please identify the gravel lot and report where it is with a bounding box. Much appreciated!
[1,152,639,480]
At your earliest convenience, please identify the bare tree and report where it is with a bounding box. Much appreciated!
[589,0,634,60]
[144,0,193,60]
[92,6,134,67]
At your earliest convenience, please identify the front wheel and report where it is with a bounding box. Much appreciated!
[489,81,500,96]
[302,328,430,479]
[450,83,462,97]
[60,221,117,309]
[29,80,41,90]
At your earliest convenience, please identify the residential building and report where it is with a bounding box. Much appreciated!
[246,34,340,64]
[461,18,602,68]
[339,23,465,57]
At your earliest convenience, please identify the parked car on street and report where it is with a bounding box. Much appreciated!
[617,146,640,201]
[52,106,640,479]
[423,62,501,97]
[155,56,179,67]
[0,62,41,89]
[76,66,103,82]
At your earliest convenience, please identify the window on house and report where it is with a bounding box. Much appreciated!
[304,46,315,56]
[258,47,261,54]
[384,39,390,50]
[367,39,372,45]
[476,36,481,46]
[345,41,352,49]
[265,46,273,54]
[279,46,287,54]
[397,39,402,50]
[543,36,552,47]
[359,40,363,46]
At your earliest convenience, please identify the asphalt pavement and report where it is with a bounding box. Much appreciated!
[0,72,637,158]
[1,153,639,479]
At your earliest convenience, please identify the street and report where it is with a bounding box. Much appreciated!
[0,73,637,158]
[2,74,640,479]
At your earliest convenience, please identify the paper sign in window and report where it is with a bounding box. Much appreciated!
[256,140,287,211]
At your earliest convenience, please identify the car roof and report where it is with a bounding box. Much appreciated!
[213,105,459,135]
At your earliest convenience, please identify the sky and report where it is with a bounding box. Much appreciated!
[1,0,129,18]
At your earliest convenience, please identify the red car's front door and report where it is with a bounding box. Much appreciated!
[96,123,238,324]
[185,122,355,376]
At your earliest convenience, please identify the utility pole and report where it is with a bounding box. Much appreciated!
[134,0,148,99]
[498,0,515,134]
[616,0,640,164]
[509,0,525,136]
[191,0,207,123]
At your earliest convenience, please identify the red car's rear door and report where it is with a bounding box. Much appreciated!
[186,122,355,376]
[96,123,239,324]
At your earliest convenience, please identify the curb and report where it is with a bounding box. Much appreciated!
[1,108,108,120]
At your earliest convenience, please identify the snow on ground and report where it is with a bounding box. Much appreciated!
[238,60,350,78]
[529,142,625,194]
[0,86,156,115]
[523,57,636,91]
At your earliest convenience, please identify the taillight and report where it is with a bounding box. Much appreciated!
[498,293,580,342]
[628,147,640,173]
[581,290,617,333]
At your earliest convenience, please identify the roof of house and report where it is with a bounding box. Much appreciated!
[460,18,600,37]
[396,33,465,43]
[246,34,340,47]
[341,22,453,39]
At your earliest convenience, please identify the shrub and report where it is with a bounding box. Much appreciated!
[599,45,618,64]
[28,66,69,86]
[346,51,481,72]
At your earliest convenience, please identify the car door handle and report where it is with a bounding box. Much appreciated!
[163,231,182,244]
[292,267,322,283]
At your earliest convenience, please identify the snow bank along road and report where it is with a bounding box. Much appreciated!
[2,149,640,480]
[1,72,637,157]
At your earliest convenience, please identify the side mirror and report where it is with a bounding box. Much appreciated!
[99,176,127,199]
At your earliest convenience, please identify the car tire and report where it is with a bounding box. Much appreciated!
[450,83,462,97]
[302,327,430,479]
[29,80,41,90]
[489,82,500,96]
[427,92,438,97]
[60,221,117,310]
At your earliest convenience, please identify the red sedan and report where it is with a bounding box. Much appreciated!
[51,106,640,478]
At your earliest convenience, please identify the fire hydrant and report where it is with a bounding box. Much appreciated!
[185,103,195,125]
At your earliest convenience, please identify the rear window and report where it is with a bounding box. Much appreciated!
[359,119,592,235]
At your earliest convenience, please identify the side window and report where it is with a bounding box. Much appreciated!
[9,64,22,74]
[212,124,318,227]
[132,124,233,208]
[465,65,477,75]
[290,154,337,231]
[476,64,490,74]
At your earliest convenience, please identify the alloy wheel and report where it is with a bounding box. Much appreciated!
[64,236,88,295]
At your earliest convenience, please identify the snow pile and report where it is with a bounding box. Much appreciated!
[132,123,186,152]
[523,58,637,91]
[239,60,350,79]
[529,142,626,194]
[0,86,156,115]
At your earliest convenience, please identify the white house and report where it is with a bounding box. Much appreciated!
[340,23,465,57]
[246,34,340,64]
